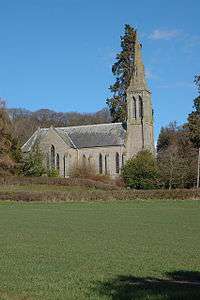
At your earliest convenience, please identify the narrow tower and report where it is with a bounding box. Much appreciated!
[126,34,154,158]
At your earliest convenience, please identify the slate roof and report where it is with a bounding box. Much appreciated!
[22,123,126,152]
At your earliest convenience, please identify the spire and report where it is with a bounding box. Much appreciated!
[129,34,149,91]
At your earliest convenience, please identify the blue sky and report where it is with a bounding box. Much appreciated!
[0,0,200,139]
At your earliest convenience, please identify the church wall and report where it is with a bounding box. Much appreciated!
[78,145,126,177]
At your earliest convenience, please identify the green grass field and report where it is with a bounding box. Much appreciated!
[0,200,200,300]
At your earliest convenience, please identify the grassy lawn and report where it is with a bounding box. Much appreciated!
[0,200,200,299]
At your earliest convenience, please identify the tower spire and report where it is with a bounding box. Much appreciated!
[126,33,154,158]
[129,34,148,91]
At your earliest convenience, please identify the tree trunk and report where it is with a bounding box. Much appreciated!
[197,147,200,189]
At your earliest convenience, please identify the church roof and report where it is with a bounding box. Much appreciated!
[60,123,126,148]
[22,128,48,152]
[22,123,126,152]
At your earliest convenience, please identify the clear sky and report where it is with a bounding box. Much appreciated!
[0,0,200,139]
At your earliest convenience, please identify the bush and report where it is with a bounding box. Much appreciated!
[70,162,96,179]
[48,168,59,177]
[20,146,46,177]
[122,150,158,189]
[70,162,113,184]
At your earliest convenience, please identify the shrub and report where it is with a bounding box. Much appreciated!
[48,168,59,177]
[70,162,114,184]
[20,146,46,177]
[122,150,158,189]
[70,162,96,179]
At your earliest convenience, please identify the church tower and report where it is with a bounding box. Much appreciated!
[126,34,154,158]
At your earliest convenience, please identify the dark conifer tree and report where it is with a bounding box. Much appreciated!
[106,24,137,122]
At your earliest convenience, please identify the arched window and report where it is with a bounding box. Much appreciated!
[82,154,86,167]
[133,97,137,119]
[50,145,55,168]
[56,153,60,171]
[68,154,71,170]
[122,154,125,168]
[63,155,66,177]
[65,154,71,176]
[139,96,143,118]
[88,156,93,166]
[105,155,109,175]
[99,154,103,174]
[116,152,120,174]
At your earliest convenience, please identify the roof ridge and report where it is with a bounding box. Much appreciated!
[38,122,123,131]
[57,122,123,130]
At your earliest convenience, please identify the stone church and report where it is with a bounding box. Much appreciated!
[22,36,154,177]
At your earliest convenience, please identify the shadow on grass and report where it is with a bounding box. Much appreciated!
[91,271,200,300]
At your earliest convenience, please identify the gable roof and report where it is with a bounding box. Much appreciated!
[22,128,48,152]
[22,123,126,152]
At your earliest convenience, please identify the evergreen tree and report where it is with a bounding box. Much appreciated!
[106,24,137,122]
